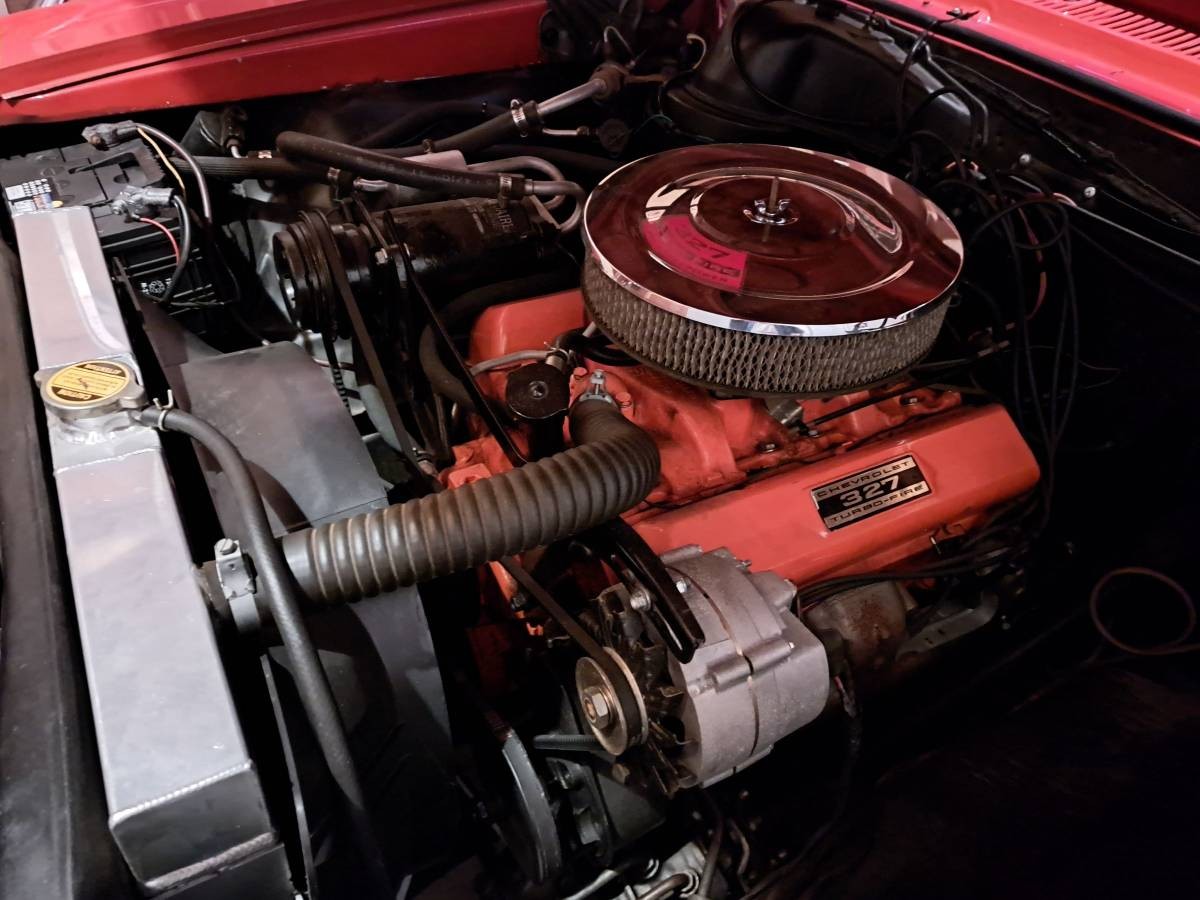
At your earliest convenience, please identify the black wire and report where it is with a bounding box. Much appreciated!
[158,195,193,306]
[557,327,640,367]
[891,13,973,140]
[796,545,1019,608]
[937,54,1200,230]
[905,130,968,181]
[1070,226,1200,317]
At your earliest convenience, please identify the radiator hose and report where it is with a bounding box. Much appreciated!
[283,397,659,604]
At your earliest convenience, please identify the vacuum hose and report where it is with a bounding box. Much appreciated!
[283,398,660,604]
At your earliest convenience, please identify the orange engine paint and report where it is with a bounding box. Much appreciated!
[632,405,1039,585]
[455,290,1039,587]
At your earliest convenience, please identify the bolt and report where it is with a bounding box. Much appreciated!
[527,380,548,400]
[675,579,688,594]
[215,538,236,555]
[1018,152,1032,166]
[900,395,920,406]
[581,686,613,729]
[758,441,778,453]
[1083,185,1097,199]
[629,586,651,611]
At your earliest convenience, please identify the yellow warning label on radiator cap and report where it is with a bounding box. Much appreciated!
[45,360,131,406]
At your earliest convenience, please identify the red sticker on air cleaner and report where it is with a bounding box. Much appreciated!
[640,215,747,291]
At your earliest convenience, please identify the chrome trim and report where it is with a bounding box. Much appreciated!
[582,145,963,338]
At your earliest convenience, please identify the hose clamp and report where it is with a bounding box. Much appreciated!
[497,173,517,204]
[575,369,616,405]
[510,99,531,137]
[150,389,177,431]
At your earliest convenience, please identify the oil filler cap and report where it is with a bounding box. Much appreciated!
[40,359,146,420]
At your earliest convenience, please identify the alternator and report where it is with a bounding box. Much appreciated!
[578,546,830,792]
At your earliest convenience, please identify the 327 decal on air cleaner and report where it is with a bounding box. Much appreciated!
[811,456,931,530]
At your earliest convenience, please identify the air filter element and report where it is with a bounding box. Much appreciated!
[581,144,963,396]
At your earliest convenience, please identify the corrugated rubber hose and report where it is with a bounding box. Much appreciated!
[283,398,660,605]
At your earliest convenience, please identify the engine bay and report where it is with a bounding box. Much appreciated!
[3,2,1200,898]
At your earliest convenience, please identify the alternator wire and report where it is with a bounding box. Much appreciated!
[132,405,393,899]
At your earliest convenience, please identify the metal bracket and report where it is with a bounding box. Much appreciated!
[898,591,1000,656]
[215,538,262,635]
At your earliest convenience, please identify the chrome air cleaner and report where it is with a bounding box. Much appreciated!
[581,144,963,395]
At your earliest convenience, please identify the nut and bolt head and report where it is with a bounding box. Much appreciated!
[629,586,652,611]
[675,579,688,594]
[1083,185,1097,199]
[581,686,613,729]
[758,441,778,453]
[527,380,549,400]
[215,538,237,555]
[1018,153,1032,166]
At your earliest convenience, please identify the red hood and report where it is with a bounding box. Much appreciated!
[864,0,1200,127]
[0,0,1197,131]
[0,0,545,125]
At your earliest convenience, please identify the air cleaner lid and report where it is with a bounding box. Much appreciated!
[582,144,963,337]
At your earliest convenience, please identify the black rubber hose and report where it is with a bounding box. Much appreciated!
[282,398,660,604]
[358,99,495,148]
[132,407,392,898]
[379,101,541,158]
[418,271,575,411]
[182,155,332,181]
[276,131,524,198]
